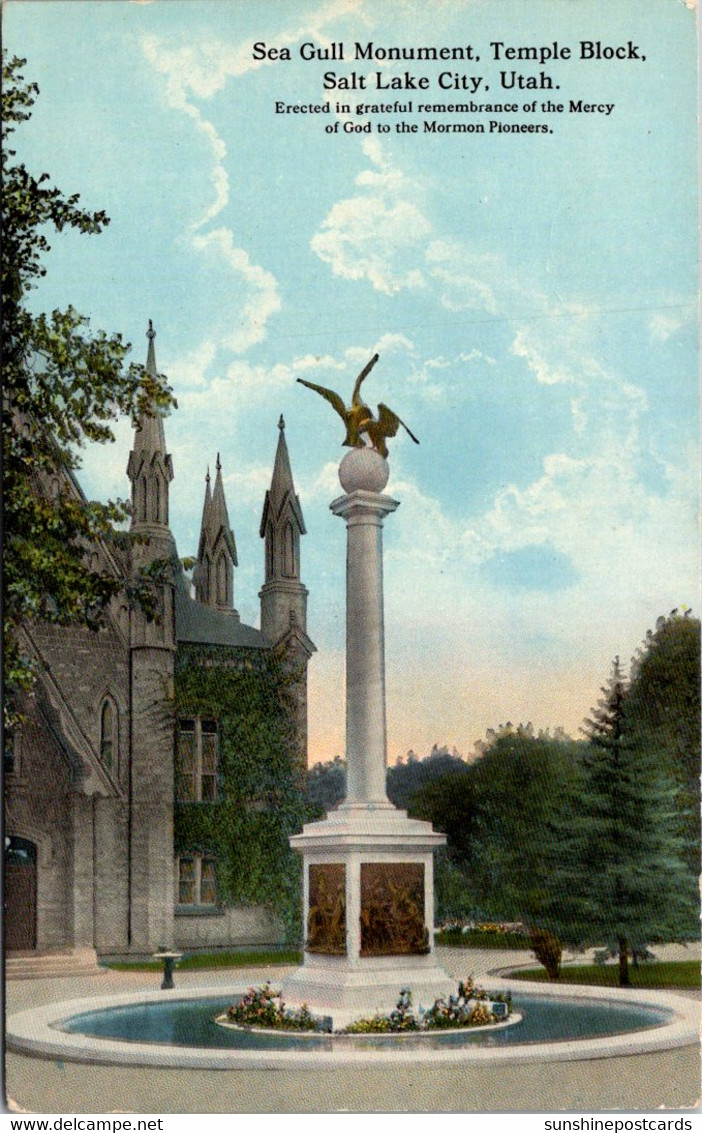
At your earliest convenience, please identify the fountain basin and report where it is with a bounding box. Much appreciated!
[6,978,697,1069]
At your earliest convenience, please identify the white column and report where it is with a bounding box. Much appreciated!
[331,450,398,807]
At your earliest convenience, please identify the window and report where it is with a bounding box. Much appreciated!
[151,474,160,522]
[100,698,117,772]
[176,718,218,802]
[283,521,295,577]
[176,854,217,906]
[216,553,227,605]
[266,527,274,577]
[4,735,17,777]
[203,553,211,603]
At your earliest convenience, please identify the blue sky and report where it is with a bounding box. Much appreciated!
[5,0,698,763]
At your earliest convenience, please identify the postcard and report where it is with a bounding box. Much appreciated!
[3,0,699,1120]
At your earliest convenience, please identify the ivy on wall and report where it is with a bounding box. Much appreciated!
[174,642,309,942]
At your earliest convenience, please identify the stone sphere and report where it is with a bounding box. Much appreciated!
[339,446,390,494]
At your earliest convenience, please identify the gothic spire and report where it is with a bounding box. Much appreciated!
[130,320,169,462]
[126,321,174,538]
[260,416,305,539]
[197,466,212,561]
[259,416,308,642]
[194,454,238,613]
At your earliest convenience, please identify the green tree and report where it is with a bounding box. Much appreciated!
[626,611,701,871]
[306,756,346,815]
[467,727,584,924]
[2,54,174,726]
[411,726,584,924]
[544,658,697,986]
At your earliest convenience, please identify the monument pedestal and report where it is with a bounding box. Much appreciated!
[282,445,453,1029]
[281,805,454,1028]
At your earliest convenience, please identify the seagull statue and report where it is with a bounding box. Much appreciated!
[296,353,419,459]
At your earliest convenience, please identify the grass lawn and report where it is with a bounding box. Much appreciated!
[436,930,530,949]
[508,960,701,990]
[104,948,302,972]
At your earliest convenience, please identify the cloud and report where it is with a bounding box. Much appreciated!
[140,35,234,227]
[425,239,501,314]
[190,229,281,353]
[140,36,282,350]
[510,325,577,386]
[312,194,430,294]
[648,308,690,342]
[221,463,273,506]
[311,140,432,294]
[165,340,217,389]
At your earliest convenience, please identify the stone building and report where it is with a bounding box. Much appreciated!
[4,325,314,973]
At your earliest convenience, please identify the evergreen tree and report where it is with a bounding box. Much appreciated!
[546,658,696,986]
[626,611,700,873]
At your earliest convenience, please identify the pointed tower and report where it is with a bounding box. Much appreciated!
[125,321,175,953]
[194,455,238,616]
[126,320,175,565]
[260,416,315,778]
[259,416,309,642]
[192,467,212,603]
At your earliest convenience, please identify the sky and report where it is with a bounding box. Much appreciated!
[4,0,699,764]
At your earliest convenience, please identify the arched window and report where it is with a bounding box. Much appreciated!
[100,698,117,772]
[152,475,160,523]
[140,476,148,522]
[266,527,274,577]
[203,554,211,604]
[118,605,129,636]
[283,521,295,578]
[216,553,227,606]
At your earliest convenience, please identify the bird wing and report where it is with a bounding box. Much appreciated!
[377,403,420,444]
[296,378,348,420]
[351,353,380,405]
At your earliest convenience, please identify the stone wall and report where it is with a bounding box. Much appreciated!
[93,797,130,953]
[174,904,286,950]
[29,620,130,792]
[5,706,74,951]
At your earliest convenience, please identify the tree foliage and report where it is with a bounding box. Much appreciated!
[626,611,701,870]
[2,54,174,724]
[305,744,469,818]
[541,653,698,985]
[412,727,585,923]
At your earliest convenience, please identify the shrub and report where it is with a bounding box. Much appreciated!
[530,928,562,979]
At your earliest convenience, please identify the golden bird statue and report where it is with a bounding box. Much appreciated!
[296,353,419,459]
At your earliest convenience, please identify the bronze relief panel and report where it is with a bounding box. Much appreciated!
[360,862,429,956]
[307,863,346,954]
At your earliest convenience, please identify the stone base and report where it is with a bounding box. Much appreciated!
[283,802,453,1029]
[281,951,456,1029]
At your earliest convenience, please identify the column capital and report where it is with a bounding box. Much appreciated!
[330,490,399,524]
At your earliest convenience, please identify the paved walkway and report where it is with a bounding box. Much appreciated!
[5,946,700,1114]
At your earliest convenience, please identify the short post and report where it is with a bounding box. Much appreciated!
[153,949,183,990]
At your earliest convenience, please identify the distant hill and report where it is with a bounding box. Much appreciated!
[306,744,468,815]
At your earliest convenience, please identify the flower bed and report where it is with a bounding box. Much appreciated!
[344,980,512,1034]
[436,921,529,949]
[222,979,513,1036]
[225,983,322,1032]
